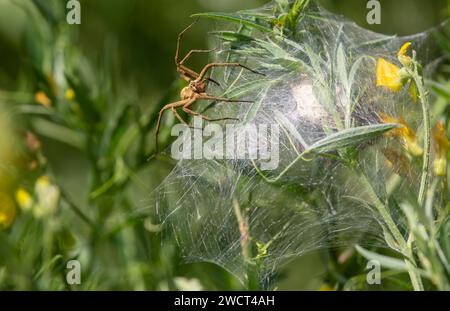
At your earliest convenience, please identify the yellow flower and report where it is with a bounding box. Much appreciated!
[35,91,52,107]
[0,192,16,229]
[65,88,75,101]
[377,42,418,100]
[376,58,403,92]
[433,122,450,176]
[15,187,33,211]
[379,113,423,157]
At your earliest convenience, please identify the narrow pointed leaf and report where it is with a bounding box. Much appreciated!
[355,245,408,271]
[307,123,398,154]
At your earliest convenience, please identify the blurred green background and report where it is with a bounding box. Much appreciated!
[0,0,449,290]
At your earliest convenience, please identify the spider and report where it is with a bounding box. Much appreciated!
[155,20,264,151]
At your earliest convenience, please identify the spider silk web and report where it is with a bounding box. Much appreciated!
[142,1,444,288]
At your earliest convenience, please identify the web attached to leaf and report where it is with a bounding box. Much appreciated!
[143,1,443,288]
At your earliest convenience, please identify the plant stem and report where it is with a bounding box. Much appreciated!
[232,197,259,289]
[401,69,430,290]
[405,263,424,290]
[414,74,431,207]
[358,171,424,290]
[358,172,406,249]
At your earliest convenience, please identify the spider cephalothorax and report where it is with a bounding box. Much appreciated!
[186,80,207,95]
[155,20,264,151]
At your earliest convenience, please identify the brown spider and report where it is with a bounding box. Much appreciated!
[155,20,264,151]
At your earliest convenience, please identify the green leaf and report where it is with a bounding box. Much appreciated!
[192,12,273,33]
[307,123,398,154]
[336,43,348,88]
[210,31,254,43]
[238,11,275,22]
[355,245,408,271]
[348,56,366,91]
[15,104,59,117]
[31,118,86,150]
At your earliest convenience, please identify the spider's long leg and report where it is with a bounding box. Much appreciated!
[171,97,197,126]
[179,49,221,86]
[155,106,170,153]
[182,107,239,122]
[155,100,189,152]
[180,48,216,66]
[196,63,264,81]
[179,72,193,83]
[178,66,221,87]
[156,107,169,139]
[175,19,199,65]
[175,22,221,86]
[171,107,190,127]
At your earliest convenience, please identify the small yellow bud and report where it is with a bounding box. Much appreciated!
[397,42,412,67]
[15,188,33,211]
[65,88,76,101]
[35,91,52,108]
[398,42,412,58]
